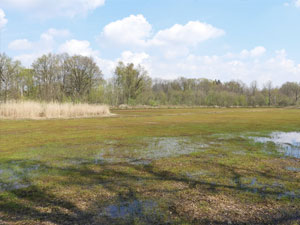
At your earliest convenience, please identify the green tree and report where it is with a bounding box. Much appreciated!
[114,62,152,105]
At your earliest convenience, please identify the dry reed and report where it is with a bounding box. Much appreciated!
[0,101,110,119]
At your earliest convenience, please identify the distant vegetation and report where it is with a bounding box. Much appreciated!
[0,53,299,107]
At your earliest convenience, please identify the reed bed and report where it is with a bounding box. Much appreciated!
[0,101,110,119]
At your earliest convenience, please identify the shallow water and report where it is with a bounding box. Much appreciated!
[105,200,157,218]
[232,177,295,198]
[0,162,40,191]
[232,150,247,155]
[142,137,207,160]
[277,191,300,200]
[185,170,213,179]
[103,199,161,222]
[95,136,208,165]
[286,167,300,172]
[252,132,300,158]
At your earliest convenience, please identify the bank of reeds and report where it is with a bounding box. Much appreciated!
[0,101,110,119]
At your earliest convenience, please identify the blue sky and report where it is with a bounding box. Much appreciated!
[0,0,300,85]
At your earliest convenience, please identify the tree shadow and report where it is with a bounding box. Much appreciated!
[0,158,299,224]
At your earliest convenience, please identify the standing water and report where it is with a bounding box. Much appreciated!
[253,132,300,158]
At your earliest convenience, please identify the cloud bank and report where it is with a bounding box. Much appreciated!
[0,8,7,30]
[7,14,300,86]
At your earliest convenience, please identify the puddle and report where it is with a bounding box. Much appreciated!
[94,136,208,165]
[185,171,213,179]
[252,132,300,158]
[212,133,236,140]
[104,200,156,218]
[232,150,247,155]
[102,200,164,222]
[233,177,289,197]
[0,162,41,191]
[94,151,143,165]
[0,182,31,191]
[277,191,300,200]
[129,160,152,166]
[141,137,207,160]
[286,167,300,172]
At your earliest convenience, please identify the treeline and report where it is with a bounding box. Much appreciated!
[0,53,299,107]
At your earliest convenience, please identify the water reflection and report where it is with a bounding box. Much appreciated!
[286,167,300,172]
[253,132,300,158]
[95,137,208,165]
[0,162,40,191]
[104,200,157,219]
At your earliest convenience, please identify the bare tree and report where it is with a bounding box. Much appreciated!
[264,81,273,106]
[0,53,21,102]
[63,55,103,101]
[32,54,63,101]
[280,82,300,105]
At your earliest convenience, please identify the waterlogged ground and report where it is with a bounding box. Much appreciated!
[252,132,300,158]
[0,108,300,224]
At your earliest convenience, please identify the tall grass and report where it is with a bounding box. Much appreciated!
[0,101,110,119]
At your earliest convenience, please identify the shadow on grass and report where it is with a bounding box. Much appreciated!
[0,159,299,225]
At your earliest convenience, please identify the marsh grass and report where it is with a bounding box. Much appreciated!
[0,101,110,119]
[1,108,300,224]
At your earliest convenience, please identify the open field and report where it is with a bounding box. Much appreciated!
[0,108,300,225]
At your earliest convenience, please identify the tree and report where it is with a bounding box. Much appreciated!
[63,55,103,102]
[0,53,21,102]
[264,81,273,106]
[32,53,63,101]
[280,82,300,105]
[114,62,152,105]
[17,68,36,99]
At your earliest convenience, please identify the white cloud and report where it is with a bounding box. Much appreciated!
[8,15,299,86]
[0,8,8,30]
[162,47,190,59]
[59,41,151,77]
[118,51,152,73]
[249,46,266,57]
[120,51,150,65]
[9,28,71,53]
[145,48,300,86]
[94,57,116,77]
[41,28,71,41]
[151,21,224,47]
[58,39,119,76]
[285,0,300,7]
[240,46,266,58]
[0,0,105,18]
[11,28,71,66]
[58,41,151,77]
[14,53,41,67]
[8,39,33,51]
[58,39,98,56]
[100,15,224,50]
[101,14,152,47]
[13,38,300,85]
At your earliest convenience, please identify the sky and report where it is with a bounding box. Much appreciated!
[0,0,300,86]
